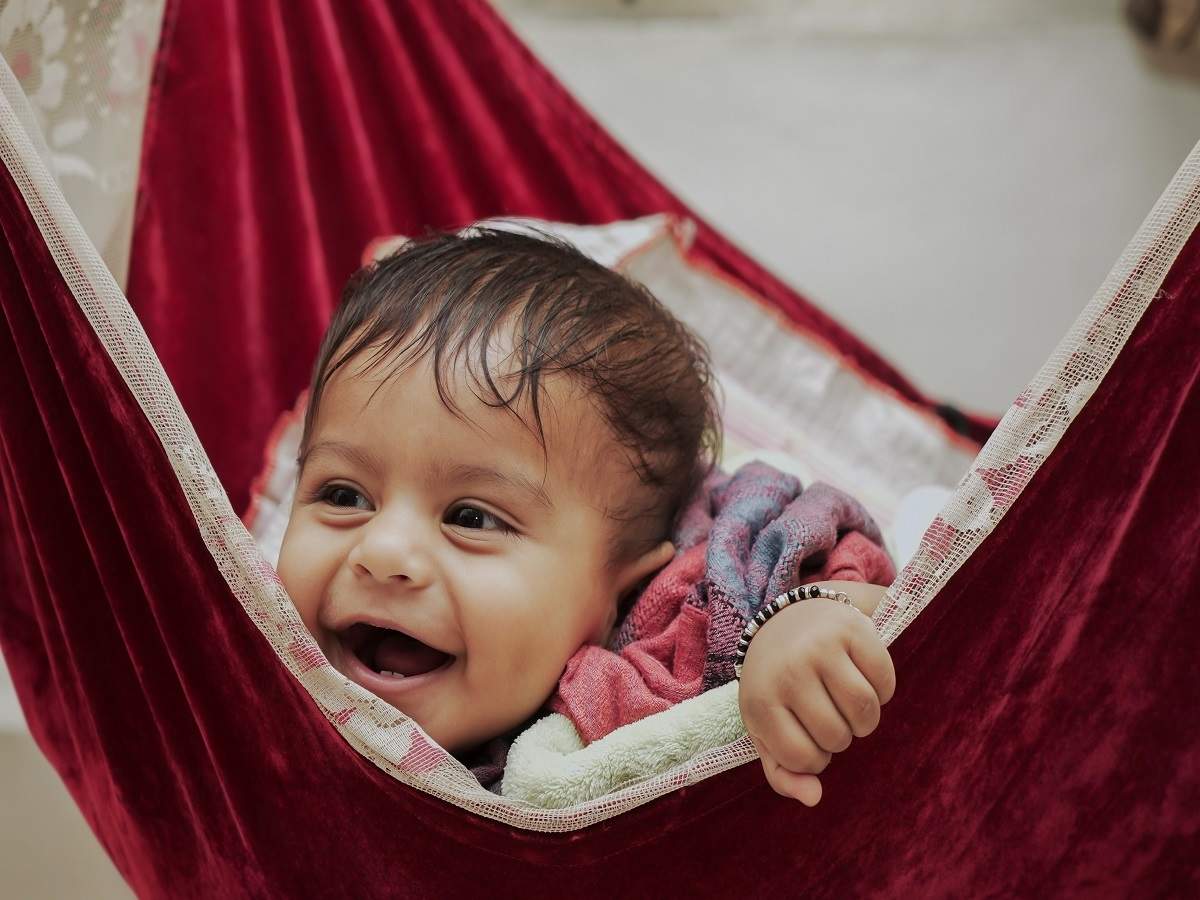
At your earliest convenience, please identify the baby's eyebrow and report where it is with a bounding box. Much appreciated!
[440,462,554,511]
[298,440,384,478]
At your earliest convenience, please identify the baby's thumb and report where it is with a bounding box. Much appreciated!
[779,770,823,807]
[795,774,822,807]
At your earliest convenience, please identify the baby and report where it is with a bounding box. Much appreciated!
[276,228,895,807]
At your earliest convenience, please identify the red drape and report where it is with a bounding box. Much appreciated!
[127,0,992,518]
[1,0,1196,896]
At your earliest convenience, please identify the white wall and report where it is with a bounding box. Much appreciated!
[495,0,1200,415]
[0,657,21,731]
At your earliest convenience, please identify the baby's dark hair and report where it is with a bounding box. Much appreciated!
[302,227,722,564]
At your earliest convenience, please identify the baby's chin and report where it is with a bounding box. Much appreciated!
[294,613,551,757]
[435,694,558,760]
[443,718,531,761]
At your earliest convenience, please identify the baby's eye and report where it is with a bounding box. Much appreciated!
[318,485,371,510]
[445,504,513,533]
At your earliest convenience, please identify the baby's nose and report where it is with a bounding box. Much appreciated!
[347,519,433,586]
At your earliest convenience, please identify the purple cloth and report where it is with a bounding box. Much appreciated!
[612,461,891,690]
[465,461,890,786]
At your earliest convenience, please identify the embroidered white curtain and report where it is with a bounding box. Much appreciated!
[0,0,163,286]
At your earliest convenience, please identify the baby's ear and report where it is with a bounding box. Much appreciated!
[615,540,675,597]
[593,542,675,645]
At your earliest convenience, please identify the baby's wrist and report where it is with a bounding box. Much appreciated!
[734,583,865,680]
[808,580,888,617]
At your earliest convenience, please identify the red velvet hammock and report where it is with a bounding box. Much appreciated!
[1,1,1197,896]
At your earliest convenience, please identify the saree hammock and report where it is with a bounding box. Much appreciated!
[0,0,1196,896]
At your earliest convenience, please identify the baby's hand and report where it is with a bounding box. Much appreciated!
[738,593,896,807]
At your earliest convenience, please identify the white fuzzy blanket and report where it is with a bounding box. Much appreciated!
[500,681,744,808]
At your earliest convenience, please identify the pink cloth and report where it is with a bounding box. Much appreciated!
[551,468,895,743]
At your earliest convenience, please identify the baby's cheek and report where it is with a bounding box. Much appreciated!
[474,606,572,706]
[276,551,300,597]
[460,554,592,703]
[486,616,556,686]
[276,532,325,631]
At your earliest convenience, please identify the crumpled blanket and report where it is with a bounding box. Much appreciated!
[501,681,744,808]
[548,461,895,744]
[462,460,893,789]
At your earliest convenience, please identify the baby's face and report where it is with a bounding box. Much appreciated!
[277,346,669,754]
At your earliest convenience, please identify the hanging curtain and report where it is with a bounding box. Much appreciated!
[126,0,994,517]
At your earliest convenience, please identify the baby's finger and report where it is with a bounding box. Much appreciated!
[752,736,824,807]
[755,704,833,774]
[847,624,897,706]
[822,656,881,739]
[782,677,855,753]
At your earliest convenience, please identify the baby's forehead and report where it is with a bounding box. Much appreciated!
[320,352,634,504]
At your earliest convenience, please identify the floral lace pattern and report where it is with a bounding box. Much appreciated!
[0,0,163,284]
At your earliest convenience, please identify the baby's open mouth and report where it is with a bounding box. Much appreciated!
[339,622,454,678]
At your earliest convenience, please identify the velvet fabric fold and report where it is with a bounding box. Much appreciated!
[4,157,1197,895]
[127,0,991,520]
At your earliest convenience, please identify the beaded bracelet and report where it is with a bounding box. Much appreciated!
[733,584,866,680]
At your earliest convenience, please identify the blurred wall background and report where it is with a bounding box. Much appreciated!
[3,1,1198,896]
[497,0,1200,415]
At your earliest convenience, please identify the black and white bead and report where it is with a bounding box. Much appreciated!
[733,584,859,680]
